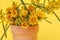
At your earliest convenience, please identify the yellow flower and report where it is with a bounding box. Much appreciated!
[28,15,38,25]
[27,5,35,11]
[48,1,55,8]
[28,11,38,25]
[54,1,60,9]
[6,7,12,14]
[6,2,19,19]
[11,10,18,18]
[20,6,25,10]
[45,4,54,14]
[6,14,12,21]
[21,21,29,29]
[21,16,27,21]
[6,7,18,18]
[36,9,46,19]
[46,1,60,9]
[30,11,36,16]
[21,9,28,17]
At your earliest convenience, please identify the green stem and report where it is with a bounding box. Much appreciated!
[0,24,9,40]
[20,0,30,21]
[20,0,27,10]
[53,11,60,21]
[43,0,46,11]
[44,18,52,24]
[31,2,48,11]
[20,3,31,5]
[2,20,7,38]
[0,9,7,38]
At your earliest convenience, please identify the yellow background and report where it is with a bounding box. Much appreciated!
[0,0,60,40]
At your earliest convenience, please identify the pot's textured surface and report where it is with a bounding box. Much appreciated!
[10,24,39,40]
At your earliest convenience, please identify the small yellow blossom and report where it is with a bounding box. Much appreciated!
[10,10,18,18]
[54,0,60,9]
[28,15,38,25]
[21,21,29,29]
[27,5,35,11]
[48,1,55,8]
[36,9,46,19]
[21,9,28,17]
[6,7,12,14]
[6,14,12,21]
[29,11,37,17]
[6,7,18,18]
[20,6,25,10]
[45,5,54,14]
[21,16,27,21]
[46,1,60,9]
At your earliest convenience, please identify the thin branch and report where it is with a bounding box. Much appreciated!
[53,11,60,21]
[44,18,52,24]
[20,0,27,10]
[31,2,48,11]
[0,24,9,40]
[0,10,7,38]
[2,20,7,38]
[20,3,31,5]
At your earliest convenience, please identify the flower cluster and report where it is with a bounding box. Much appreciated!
[5,0,60,29]
[6,2,46,28]
[45,0,60,14]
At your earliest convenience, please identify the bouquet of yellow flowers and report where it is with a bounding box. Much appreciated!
[0,0,60,40]
[6,2,46,28]
[6,0,60,28]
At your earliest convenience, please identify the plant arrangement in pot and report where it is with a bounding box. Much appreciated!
[0,0,60,40]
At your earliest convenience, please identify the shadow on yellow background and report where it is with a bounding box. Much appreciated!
[0,0,60,40]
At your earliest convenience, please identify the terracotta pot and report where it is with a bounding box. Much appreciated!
[10,24,39,40]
